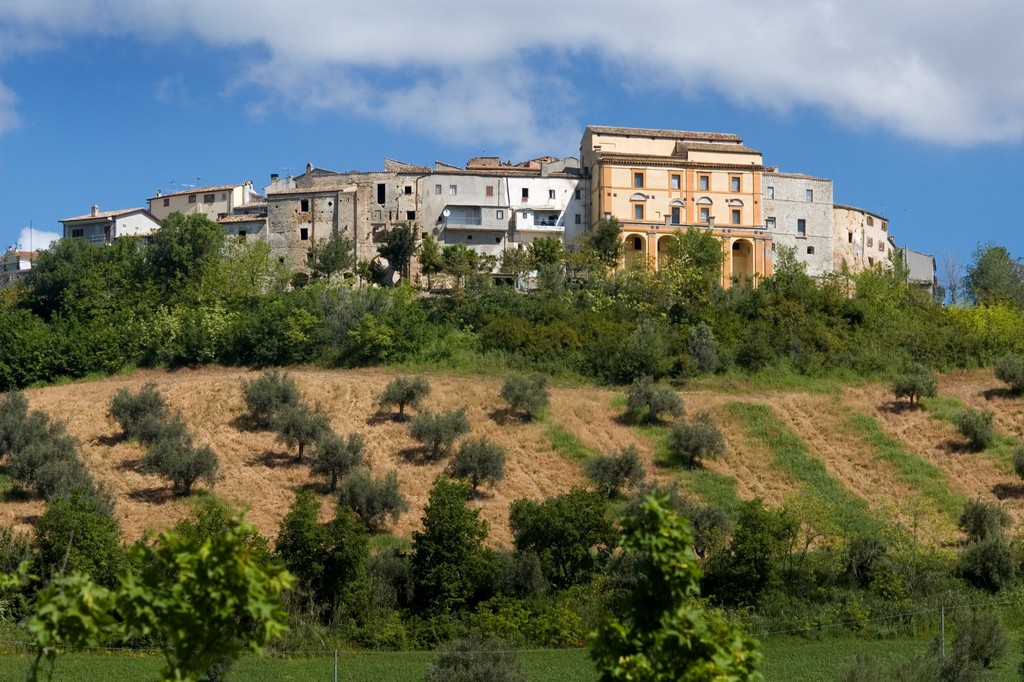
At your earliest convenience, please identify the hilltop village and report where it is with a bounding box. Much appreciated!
[5,125,936,291]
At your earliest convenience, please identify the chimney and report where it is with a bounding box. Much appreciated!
[707,216,715,228]
[271,173,279,183]
[91,204,99,217]
[306,162,313,173]
[156,189,162,197]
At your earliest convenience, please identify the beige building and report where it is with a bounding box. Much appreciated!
[833,204,894,273]
[580,125,772,286]
[148,182,263,223]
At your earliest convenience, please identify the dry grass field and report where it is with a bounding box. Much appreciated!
[5,367,1024,549]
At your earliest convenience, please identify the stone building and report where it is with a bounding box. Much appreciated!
[147,182,262,223]
[833,204,895,273]
[761,171,834,276]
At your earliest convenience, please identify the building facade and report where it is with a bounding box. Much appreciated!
[1,249,35,272]
[60,205,161,244]
[833,204,894,273]
[148,182,262,223]
[761,171,834,276]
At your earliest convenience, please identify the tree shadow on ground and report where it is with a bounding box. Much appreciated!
[879,401,924,415]
[993,482,1024,500]
[940,438,977,455]
[94,432,125,446]
[399,445,444,465]
[229,414,268,433]
[982,387,1020,401]
[247,450,303,469]
[127,486,177,505]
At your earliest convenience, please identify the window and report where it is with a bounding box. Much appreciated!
[163,198,170,207]
[404,185,412,195]
[496,210,504,220]
[449,185,457,195]
[766,217,776,230]
[633,172,644,188]
[879,241,886,252]
[671,174,681,190]
[238,230,247,239]
[71,228,84,238]
[868,257,875,266]
[766,186,774,199]
[807,246,815,255]
[406,211,416,220]
[467,235,473,240]
[549,189,556,200]
[299,228,309,240]
[300,199,310,212]
[495,237,501,243]
[377,183,386,203]
[671,207,681,225]
[730,176,741,192]
[203,193,215,203]
[867,237,873,247]
[633,204,644,220]
[521,212,528,219]
[731,209,741,225]
[867,216,874,226]
[188,195,196,204]
[699,207,710,223]
[699,175,709,191]
[575,214,581,224]
[805,189,813,202]
[522,187,529,200]
[435,184,442,195]
[486,185,494,197]
[574,189,581,200]
[797,219,806,236]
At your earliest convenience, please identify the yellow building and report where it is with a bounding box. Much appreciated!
[580,126,773,286]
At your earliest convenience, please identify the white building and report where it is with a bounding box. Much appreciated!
[1,249,35,272]
[60,205,161,245]
[762,171,834,276]
[147,182,263,223]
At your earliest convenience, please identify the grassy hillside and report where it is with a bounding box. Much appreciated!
[5,367,1023,549]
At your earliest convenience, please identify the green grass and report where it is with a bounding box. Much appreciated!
[544,421,597,462]
[725,402,877,534]
[679,468,743,517]
[696,366,870,395]
[921,396,1022,473]
[920,395,967,422]
[850,413,966,520]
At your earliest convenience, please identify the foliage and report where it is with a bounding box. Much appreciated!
[377,375,431,420]
[958,537,1016,593]
[412,477,497,614]
[307,228,355,280]
[34,491,126,589]
[994,352,1024,393]
[957,499,1010,543]
[310,432,364,492]
[273,402,332,461]
[625,375,683,425]
[241,369,300,429]
[953,408,995,451]
[583,216,623,269]
[447,437,507,496]
[666,411,726,469]
[500,373,549,421]
[441,244,497,288]
[1014,445,1024,481]
[588,493,763,681]
[418,234,444,289]
[147,212,228,303]
[687,322,718,374]
[584,446,646,499]
[108,382,170,443]
[528,237,564,269]
[139,429,219,496]
[426,632,527,682]
[963,243,1024,308]
[891,363,938,404]
[509,489,616,590]
[337,468,408,532]
[410,407,471,460]
[378,223,418,280]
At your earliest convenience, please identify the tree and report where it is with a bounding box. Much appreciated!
[310,432,364,492]
[964,243,1024,308]
[273,402,331,461]
[410,407,471,460]
[958,537,1016,593]
[500,373,549,421]
[34,491,126,589]
[447,437,506,497]
[378,223,418,280]
[588,493,763,681]
[147,212,227,302]
[426,632,527,682]
[337,468,408,532]
[418,234,443,289]
[584,446,646,498]
[411,477,496,613]
[307,228,355,280]
[528,236,564,269]
[687,322,717,374]
[584,216,623,269]
[140,430,219,496]
[954,408,995,451]
[666,411,726,469]
[241,370,300,429]
[108,382,170,443]
[994,353,1024,394]
[376,375,431,420]
[891,363,938,405]
[958,499,1010,543]
[625,375,683,425]
[441,244,495,288]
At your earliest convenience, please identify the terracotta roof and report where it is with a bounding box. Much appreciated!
[586,125,743,143]
[61,208,146,223]
[147,185,242,201]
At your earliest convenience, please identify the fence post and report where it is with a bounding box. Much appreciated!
[334,648,338,682]
[940,606,945,658]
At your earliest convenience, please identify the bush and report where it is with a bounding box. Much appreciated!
[687,322,718,374]
[1013,446,1024,480]
[425,632,526,682]
[994,353,1024,393]
[952,609,1008,670]
[34,491,126,588]
[891,363,938,404]
[241,369,300,429]
[953,408,995,451]
[958,498,1009,543]
[410,408,470,461]
[140,430,219,496]
[377,376,431,420]
[447,437,506,497]
[500,374,549,421]
[665,411,726,469]
[0,391,29,454]
[625,375,683,425]
[273,402,331,461]
[584,446,646,499]
[338,469,408,532]
[108,382,169,443]
[958,537,1016,593]
[310,432,364,492]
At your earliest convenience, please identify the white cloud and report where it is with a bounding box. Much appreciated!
[0,80,19,136]
[1,0,1023,147]
[15,227,60,252]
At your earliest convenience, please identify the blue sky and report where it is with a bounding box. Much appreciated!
[1,0,1022,286]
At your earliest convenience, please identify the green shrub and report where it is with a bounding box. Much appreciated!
[958,537,1016,593]
[891,363,938,404]
[338,469,408,532]
[273,402,331,461]
[0,391,29,454]
[953,408,995,451]
[952,609,1008,670]
[1013,446,1024,480]
[108,382,169,443]
[994,353,1024,393]
[958,498,1009,543]
[376,376,431,420]
[426,632,526,682]
[687,322,718,374]
[310,432,364,492]
[447,437,506,497]
[625,375,683,425]
[410,408,471,461]
[241,369,300,429]
[141,430,219,496]
[34,491,126,588]
[665,411,725,468]
[500,374,549,421]
[584,446,646,499]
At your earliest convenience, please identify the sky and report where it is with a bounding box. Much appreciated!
[1,0,1023,286]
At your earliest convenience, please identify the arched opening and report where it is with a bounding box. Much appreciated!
[623,232,647,269]
[730,238,755,286]
[656,234,675,269]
